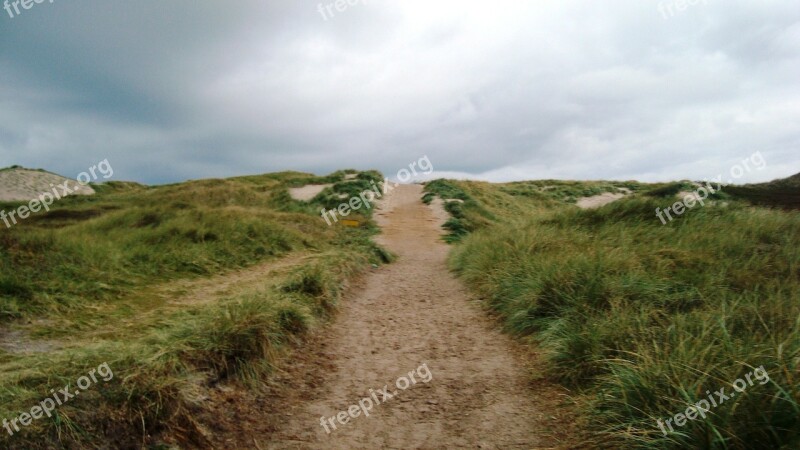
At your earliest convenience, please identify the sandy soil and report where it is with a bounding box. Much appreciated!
[244,185,574,449]
[288,184,333,201]
[0,168,94,202]
[0,329,59,354]
[576,192,625,209]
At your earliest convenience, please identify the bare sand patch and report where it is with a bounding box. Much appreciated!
[288,184,333,201]
[577,192,626,209]
[0,168,94,202]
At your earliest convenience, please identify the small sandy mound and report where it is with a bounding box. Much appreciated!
[576,192,626,209]
[288,184,332,201]
[0,167,94,202]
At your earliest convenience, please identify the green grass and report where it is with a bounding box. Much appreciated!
[426,177,800,449]
[500,179,646,204]
[724,174,800,210]
[0,170,388,448]
[641,181,698,198]
[313,170,384,213]
[422,179,496,242]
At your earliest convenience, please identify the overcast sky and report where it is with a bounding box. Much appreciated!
[1,1,798,185]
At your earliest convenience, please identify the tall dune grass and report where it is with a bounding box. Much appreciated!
[433,180,800,449]
[0,170,387,448]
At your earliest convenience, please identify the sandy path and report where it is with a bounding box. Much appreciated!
[261,185,567,449]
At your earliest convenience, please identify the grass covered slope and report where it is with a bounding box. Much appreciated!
[0,170,385,320]
[426,179,800,449]
[0,170,389,448]
[725,172,800,210]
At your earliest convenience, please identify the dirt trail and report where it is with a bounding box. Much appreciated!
[260,185,570,449]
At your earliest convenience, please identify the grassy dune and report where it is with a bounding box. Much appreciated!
[426,178,800,449]
[724,173,800,210]
[0,170,388,448]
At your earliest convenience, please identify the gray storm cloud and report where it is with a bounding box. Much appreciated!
[1,0,798,184]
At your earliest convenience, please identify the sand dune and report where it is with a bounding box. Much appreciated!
[0,167,95,202]
[0,167,94,202]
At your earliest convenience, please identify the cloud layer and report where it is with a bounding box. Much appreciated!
[1,0,798,184]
